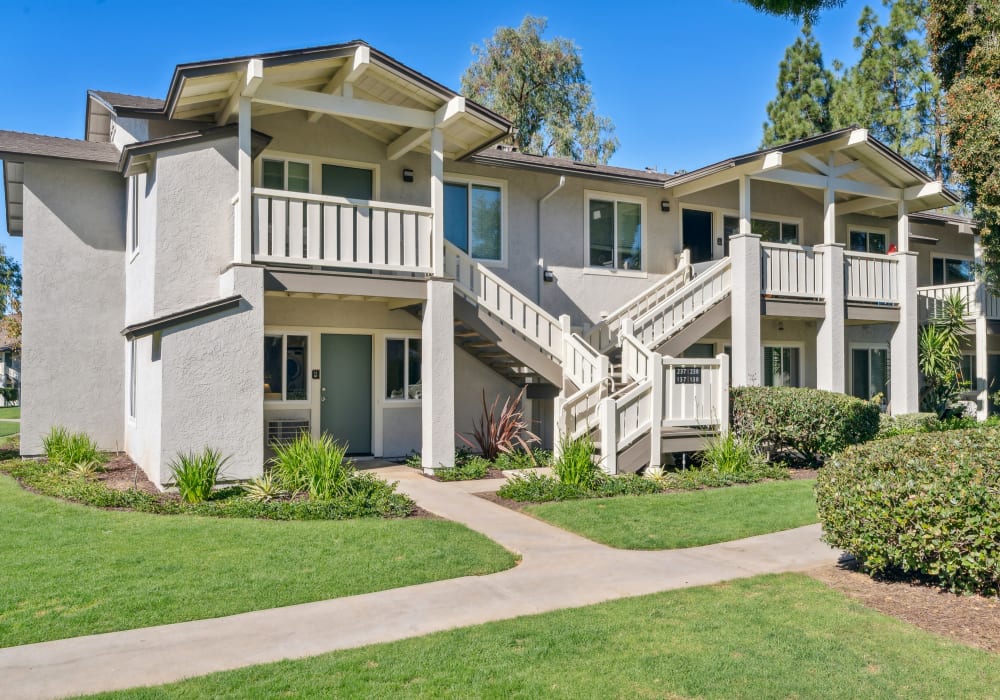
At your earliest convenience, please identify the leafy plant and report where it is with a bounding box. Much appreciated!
[497,471,588,502]
[552,436,599,488]
[435,456,491,482]
[493,449,542,471]
[404,451,422,469]
[42,426,70,463]
[458,387,539,461]
[919,293,971,418]
[270,433,354,501]
[67,459,103,479]
[876,412,942,438]
[699,432,767,476]
[242,473,287,503]
[169,448,228,504]
[42,426,100,469]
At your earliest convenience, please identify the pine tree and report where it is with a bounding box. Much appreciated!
[761,23,835,147]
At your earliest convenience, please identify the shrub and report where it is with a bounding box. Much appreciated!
[816,428,1000,595]
[876,412,941,438]
[242,473,287,503]
[458,388,539,461]
[731,386,879,463]
[435,456,491,482]
[66,459,103,479]
[497,471,588,502]
[699,432,767,475]
[42,426,101,468]
[42,426,70,463]
[271,433,353,500]
[169,448,228,504]
[552,436,600,488]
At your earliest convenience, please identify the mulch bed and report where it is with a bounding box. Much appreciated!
[807,558,1000,653]
[96,454,160,495]
[475,490,529,511]
[788,467,819,480]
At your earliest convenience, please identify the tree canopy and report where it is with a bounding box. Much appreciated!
[741,0,845,23]
[460,16,618,164]
[762,23,835,147]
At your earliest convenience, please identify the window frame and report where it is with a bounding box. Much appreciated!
[849,343,891,406]
[723,213,802,246]
[848,226,890,255]
[128,175,140,258]
[256,150,381,201]
[128,339,137,421]
[585,189,648,276]
[930,254,976,286]
[443,173,508,266]
[762,343,804,388]
[263,332,311,404]
[384,335,423,405]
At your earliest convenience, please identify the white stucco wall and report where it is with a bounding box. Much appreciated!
[125,333,162,483]
[20,162,126,454]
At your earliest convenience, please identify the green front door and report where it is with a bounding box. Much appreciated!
[320,334,372,455]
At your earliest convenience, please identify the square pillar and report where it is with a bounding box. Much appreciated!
[421,278,455,472]
[729,233,761,386]
[236,96,253,264]
[815,243,845,393]
[430,127,445,278]
[976,315,989,420]
[890,251,919,414]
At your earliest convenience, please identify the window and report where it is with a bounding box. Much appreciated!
[851,347,889,404]
[588,195,643,270]
[960,354,975,388]
[261,159,310,193]
[683,343,716,359]
[386,338,422,400]
[723,215,799,245]
[850,229,888,254]
[129,177,140,253]
[128,340,137,420]
[932,257,975,285]
[264,334,308,401]
[445,180,503,261]
[763,346,800,387]
[322,163,373,200]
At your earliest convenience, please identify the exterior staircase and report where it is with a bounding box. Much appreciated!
[443,241,733,473]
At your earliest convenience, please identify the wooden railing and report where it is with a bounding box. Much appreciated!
[563,332,609,391]
[620,319,656,383]
[844,251,899,304]
[761,242,825,299]
[251,188,434,273]
[586,250,692,351]
[660,355,730,429]
[630,257,732,349]
[917,281,1000,320]
[560,378,607,441]
[444,241,563,359]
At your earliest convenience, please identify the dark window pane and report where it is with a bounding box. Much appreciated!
[783,347,800,387]
[386,339,405,399]
[589,200,615,267]
[262,160,284,190]
[617,202,642,270]
[780,222,799,244]
[932,258,945,285]
[264,336,283,398]
[752,219,781,242]
[286,335,308,401]
[852,349,869,400]
[946,258,974,283]
[870,348,888,400]
[684,343,714,358]
[287,162,310,193]
[682,209,713,263]
[961,355,974,384]
[444,183,469,251]
[763,347,778,387]
[407,339,422,399]
[868,233,887,254]
[470,185,502,260]
[850,231,868,252]
[321,164,373,200]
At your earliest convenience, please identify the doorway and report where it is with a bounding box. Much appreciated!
[682,208,714,263]
[320,334,373,455]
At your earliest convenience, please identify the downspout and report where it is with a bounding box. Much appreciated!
[537,176,566,304]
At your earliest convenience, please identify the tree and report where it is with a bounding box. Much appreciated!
[461,16,619,164]
[741,0,845,23]
[762,23,835,147]
[918,293,969,416]
[928,1,1000,286]
[0,249,20,352]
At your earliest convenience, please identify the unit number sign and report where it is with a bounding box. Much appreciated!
[674,367,702,384]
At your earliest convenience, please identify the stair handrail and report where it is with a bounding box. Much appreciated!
[630,256,732,350]
[560,376,608,441]
[563,331,610,391]
[444,241,564,360]
[587,250,692,352]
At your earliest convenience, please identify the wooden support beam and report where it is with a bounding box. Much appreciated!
[216,58,264,126]
[831,160,863,177]
[762,151,783,170]
[752,167,900,200]
[387,127,430,161]
[307,46,370,123]
[835,196,887,216]
[254,83,435,129]
[795,152,829,175]
[903,180,943,200]
[435,96,465,128]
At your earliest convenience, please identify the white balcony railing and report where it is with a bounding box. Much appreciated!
[844,251,899,305]
[917,281,1000,320]
[761,242,825,299]
[251,188,434,273]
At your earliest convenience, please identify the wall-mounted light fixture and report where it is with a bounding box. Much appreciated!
[542,269,555,282]
[660,200,670,213]
[777,320,785,332]
[402,168,414,183]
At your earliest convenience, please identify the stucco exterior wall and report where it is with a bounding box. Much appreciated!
[909,220,976,287]
[20,162,126,453]
[125,333,162,483]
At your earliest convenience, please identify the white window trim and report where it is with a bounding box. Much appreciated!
[721,208,805,242]
[585,189,649,276]
[849,343,891,404]
[128,176,140,261]
[761,342,804,387]
[930,253,976,285]
[444,173,508,267]
[263,331,311,405]
[384,334,423,406]
[848,226,891,253]
[256,149,381,200]
[128,339,137,423]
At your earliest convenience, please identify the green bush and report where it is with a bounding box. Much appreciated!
[497,471,589,502]
[42,426,101,468]
[699,432,768,475]
[271,434,353,500]
[436,456,491,482]
[552,437,600,488]
[731,386,880,463]
[169,448,228,504]
[816,428,1000,595]
[876,412,941,438]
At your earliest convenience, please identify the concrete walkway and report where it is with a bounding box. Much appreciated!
[0,466,839,700]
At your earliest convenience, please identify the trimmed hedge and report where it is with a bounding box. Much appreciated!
[731,386,880,463]
[816,428,1000,595]
[876,412,941,439]
[1,459,414,520]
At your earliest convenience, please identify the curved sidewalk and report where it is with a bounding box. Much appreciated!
[0,466,839,700]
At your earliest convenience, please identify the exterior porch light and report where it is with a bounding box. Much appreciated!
[660,200,670,212]
[402,168,414,183]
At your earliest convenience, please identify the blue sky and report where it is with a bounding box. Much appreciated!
[0,0,888,264]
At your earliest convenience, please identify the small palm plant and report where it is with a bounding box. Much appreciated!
[459,387,540,462]
[170,448,229,503]
[919,292,970,418]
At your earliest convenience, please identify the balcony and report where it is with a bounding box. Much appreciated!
[760,241,900,306]
[918,281,1000,321]
[250,188,434,274]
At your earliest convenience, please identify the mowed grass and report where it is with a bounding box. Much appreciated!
[525,479,818,549]
[0,474,516,648]
[0,420,18,437]
[92,574,998,700]
[0,406,20,419]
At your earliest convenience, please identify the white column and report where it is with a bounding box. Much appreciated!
[729,233,761,386]
[974,233,989,419]
[421,278,454,472]
[430,127,445,278]
[891,251,920,414]
[649,354,664,469]
[739,175,751,235]
[236,96,253,264]
[815,185,845,393]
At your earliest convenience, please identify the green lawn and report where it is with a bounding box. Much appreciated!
[0,406,19,419]
[91,574,998,699]
[0,474,516,648]
[525,479,818,549]
[0,421,18,438]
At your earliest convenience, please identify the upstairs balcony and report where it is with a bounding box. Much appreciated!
[917,281,1000,321]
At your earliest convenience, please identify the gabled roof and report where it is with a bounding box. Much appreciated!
[120,125,272,176]
[0,130,119,167]
[467,147,670,188]
[90,90,166,113]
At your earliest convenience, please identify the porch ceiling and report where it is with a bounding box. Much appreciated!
[166,42,510,161]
